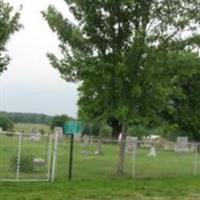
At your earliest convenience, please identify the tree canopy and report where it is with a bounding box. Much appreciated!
[160,52,200,141]
[0,111,53,124]
[0,0,21,73]
[43,0,200,172]
[50,114,73,129]
[0,115,14,131]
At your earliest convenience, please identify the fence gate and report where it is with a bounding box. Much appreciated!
[0,132,52,182]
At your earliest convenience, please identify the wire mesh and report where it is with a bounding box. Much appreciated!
[0,132,51,181]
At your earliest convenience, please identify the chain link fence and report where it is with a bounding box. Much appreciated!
[0,132,52,181]
[54,136,200,181]
[1,131,200,182]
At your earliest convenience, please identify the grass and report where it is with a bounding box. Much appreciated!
[14,123,51,134]
[1,124,200,199]
[1,176,200,200]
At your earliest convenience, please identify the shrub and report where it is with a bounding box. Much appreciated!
[99,125,112,138]
[10,154,34,173]
[0,115,14,131]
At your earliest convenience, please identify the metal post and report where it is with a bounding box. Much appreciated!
[132,142,136,178]
[68,134,74,180]
[47,134,53,181]
[51,131,58,182]
[193,143,198,176]
[16,133,22,180]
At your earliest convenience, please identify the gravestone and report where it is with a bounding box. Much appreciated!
[175,136,189,153]
[94,139,103,155]
[33,158,45,165]
[148,146,157,157]
[81,135,102,155]
[81,135,91,154]
[0,127,2,133]
[29,131,41,141]
[82,135,90,146]
[126,136,138,154]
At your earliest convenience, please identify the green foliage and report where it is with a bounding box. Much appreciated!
[50,114,73,129]
[99,125,112,138]
[0,0,21,72]
[10,154,34,173]
[81,123,91,136]
[43,0,200,125]
[43,0,200,172]
[128,126,148,139]
[81,123,101,136]
[0,112,53,124]
[0,115,14,131]
[159,52,200,141]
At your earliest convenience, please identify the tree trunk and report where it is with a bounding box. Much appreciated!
[107,117,122,139]
[117,122,128,174]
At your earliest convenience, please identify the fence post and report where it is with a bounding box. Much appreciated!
[51,131,58,182]
[16,132,22,181]
[47,134,53,181]
[132,141,136,178]
[193,143,198,176]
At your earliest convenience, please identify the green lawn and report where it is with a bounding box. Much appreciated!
[0,132,200,199]
[14,123,51,134]
[1,177,200,200]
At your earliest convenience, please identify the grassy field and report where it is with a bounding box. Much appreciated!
[1,127,200,199]
[1,177,200,200]
[14,123,51,134]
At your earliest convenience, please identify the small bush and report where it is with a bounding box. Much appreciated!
[10,154,34,173]
[99,125,112,138]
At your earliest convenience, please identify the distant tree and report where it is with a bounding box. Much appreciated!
[160,52,200,141]
[50,114,72,129]
[0,115,14,131]
[176,73,200,141]
[0,112,53,124]
[0,0,21,73]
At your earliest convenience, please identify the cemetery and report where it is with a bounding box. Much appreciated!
[0,128,199,182]
[1,123,200,199]
[1,0,200,199]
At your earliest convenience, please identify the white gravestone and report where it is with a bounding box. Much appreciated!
[175,137,189,153]
[81,135,102,155]
[81,135,91,154]
[29,131,41,141]
[94,140,103,155]
[148,146,157,157]
[0,127,3,133]
[33,158,45,165]
[126,136,138,154]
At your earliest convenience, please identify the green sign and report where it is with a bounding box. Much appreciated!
[64,121,82,134]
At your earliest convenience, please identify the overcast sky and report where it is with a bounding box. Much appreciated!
[0,0,78,117]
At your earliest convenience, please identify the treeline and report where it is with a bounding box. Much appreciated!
[0,112,53,124]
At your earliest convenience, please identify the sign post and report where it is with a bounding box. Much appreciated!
[63,121,82,180]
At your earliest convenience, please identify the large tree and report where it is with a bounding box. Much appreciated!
[43,0,200,173]
[0,0,21,73]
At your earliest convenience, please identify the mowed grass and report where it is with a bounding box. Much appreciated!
[1,177,200,200]
[1,131,200,199]
[14,123,51,134]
